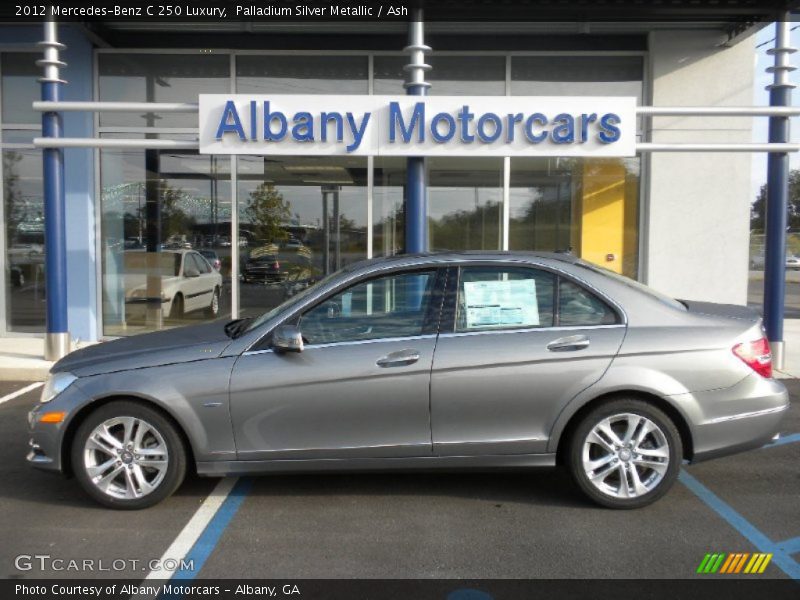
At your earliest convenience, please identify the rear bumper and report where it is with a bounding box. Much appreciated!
[674,375,790,463]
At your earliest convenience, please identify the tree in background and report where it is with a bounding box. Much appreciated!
[245,182,291,244]
[751,168,800,232]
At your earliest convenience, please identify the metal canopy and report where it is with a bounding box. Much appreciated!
[70,0,800,49]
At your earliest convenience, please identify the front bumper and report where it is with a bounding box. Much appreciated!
[674,374,790,463]
[27,381,89,474]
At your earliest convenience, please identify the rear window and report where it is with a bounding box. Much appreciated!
[575,261,686,311]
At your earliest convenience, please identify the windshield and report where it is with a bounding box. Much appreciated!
[242,271,340,334]
[575,260,686,311]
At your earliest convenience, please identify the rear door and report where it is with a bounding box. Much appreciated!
[430,264,626,456]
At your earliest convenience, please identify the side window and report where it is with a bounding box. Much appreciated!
[299,270,436,345]
[558,279,618,326]
[456,267,555,332]
[193,253,212,274]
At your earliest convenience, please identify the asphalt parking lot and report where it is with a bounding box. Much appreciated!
[0,380,798,581]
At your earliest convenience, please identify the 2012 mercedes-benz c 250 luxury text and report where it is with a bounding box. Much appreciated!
[27,252,788,509]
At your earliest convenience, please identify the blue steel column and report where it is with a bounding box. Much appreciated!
[403,12,431,253]
[764,18,796,370]
[37,20,70,360]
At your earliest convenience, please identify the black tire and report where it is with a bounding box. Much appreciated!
[71,401,188,510]
[205,287,220,317]
[567,398,682,509]
[169,293,184,320]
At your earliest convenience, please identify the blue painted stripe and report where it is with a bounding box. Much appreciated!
[763,433,800,448]
[171,477,253,582]
[679,470,800,579]
[778,537,800,556]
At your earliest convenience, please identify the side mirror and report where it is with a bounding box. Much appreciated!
[184,267,200,278]
[272,324,304,353]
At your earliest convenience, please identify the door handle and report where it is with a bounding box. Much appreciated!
[376,349,420,367]
[547,335,590,352]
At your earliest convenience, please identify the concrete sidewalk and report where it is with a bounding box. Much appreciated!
[1,321,800,382]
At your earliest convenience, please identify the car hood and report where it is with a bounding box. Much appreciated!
[51,321,234,377]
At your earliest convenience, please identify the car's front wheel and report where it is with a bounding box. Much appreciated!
[567,399,681,509]
[206,286,220,317]
[71,401,187,509]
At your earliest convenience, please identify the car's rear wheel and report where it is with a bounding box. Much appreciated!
[206,287,220,317]
[71,401,187,509]
[169,293,184,320]
[567,399,681,509]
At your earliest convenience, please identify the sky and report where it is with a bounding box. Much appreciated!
[750,23,800,203]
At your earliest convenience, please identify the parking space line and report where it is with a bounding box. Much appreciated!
[679,470,800,580]
[0,382,42,406]
[169,477,252,580]
[146,476,243,580]
[763,433,800,448]
[777,537,800,556]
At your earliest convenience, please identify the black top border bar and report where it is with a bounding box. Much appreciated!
[1,0,800,23]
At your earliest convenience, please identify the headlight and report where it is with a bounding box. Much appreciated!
[40,372,77,404]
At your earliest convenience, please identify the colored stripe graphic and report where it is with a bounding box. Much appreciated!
[697,554,713,573]
[719,554,736,573]
[698,553,774,575]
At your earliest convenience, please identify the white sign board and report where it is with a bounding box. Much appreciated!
[199,94,636,157]
[463,279,540,330]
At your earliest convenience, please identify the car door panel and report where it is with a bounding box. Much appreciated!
[228,268,444,461]
[431,326,625,456]
[229,337,437,460]
[430,264,626,456]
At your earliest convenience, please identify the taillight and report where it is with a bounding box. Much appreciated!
[732,337,772,378]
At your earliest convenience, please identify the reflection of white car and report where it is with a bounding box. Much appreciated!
[124,250,222,319]
[750,252,800,270]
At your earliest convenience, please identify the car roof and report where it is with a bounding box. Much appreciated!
[343,251,580,273]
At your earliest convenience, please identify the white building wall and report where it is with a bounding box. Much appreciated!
[645,30,756,304]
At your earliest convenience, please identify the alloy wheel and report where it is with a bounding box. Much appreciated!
[83,416,169,500]
[581,412,670,500]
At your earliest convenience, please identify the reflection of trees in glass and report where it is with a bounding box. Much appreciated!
[101,180,197,244]
[3,151,24,241]
[752,169,800,233]
[429,200,500,251]
[160,183,197,241]
[244,182,291,244]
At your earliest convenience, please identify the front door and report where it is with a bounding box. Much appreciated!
[229,268,443,460]
[431,264,626,456]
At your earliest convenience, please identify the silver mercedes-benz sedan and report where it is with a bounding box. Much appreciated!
[28,252,788,510]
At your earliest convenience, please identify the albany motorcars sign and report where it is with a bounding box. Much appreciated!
[198,94,636,157]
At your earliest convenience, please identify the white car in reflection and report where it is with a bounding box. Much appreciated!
[124,250,222,319]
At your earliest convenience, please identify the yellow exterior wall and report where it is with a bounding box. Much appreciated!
[579,160,628,275]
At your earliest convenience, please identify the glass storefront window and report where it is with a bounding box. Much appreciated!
[236,55,368,95]
[511,56,644,101]
[509,157,640,278]
[2,130,44,332]
[428,157,503,252]
[1,53,40,125]
[373,158,405,258]
[373,55,506,95]
[98,53,230,128]
[237,155,367,318]
[100,135,232,336]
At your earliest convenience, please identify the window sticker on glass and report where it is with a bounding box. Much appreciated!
[341,292,352,317]
[463,279,540,329]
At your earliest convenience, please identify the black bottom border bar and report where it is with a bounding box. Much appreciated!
[4,579,800,600]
